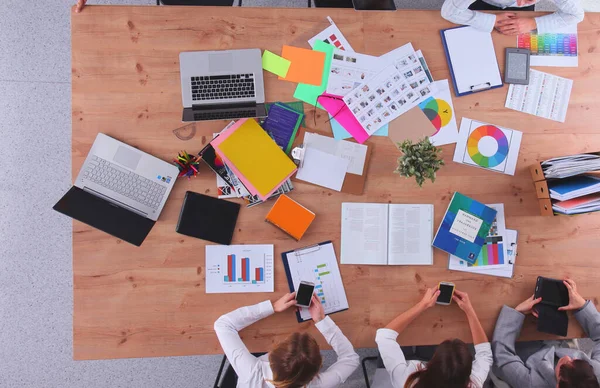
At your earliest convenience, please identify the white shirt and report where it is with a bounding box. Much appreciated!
[375,328,493,388]
[441,0,585,34]
[214,301,360,388]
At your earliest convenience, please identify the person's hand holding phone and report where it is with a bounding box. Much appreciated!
[418,287,440,310]
[308,294,325,323]
[515,294,542,317]
[273,292,297,313]
[452,290,476,315]
[558,279,587,311]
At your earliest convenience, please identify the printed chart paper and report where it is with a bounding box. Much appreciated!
[505,69,573,123]
[326,49,384,96]
[453,118,522,176]
[343,43,434,135]
[419,79,459,146]
[517,25,578,67]
[308,16,354,51]
[206,245,274,293]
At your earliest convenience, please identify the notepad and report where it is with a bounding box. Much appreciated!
[265,195,315,240]
[441,27,503,96]
[279,45,326,86]
[341,203,434,265]
[262,50,291,78]
[294,40,335,108]
[212,119,297,201]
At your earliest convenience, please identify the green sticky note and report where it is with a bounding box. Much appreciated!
[293,40,335,110]
[262,50,291,78]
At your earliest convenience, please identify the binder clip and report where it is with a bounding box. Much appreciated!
[291,145,305,168]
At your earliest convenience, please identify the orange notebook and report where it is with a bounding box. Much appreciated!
[265,195,315,241]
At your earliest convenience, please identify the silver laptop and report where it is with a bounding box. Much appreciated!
[179,49,267,122]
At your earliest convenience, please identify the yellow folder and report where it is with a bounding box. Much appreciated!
[217,119,297,198]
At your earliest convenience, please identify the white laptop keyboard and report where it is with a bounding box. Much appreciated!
[83,156,167,210]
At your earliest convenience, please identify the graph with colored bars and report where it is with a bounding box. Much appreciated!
[223,254,265,284]
[310,262,341,310]
[518,32,577,56]
[461,216,504,267]
[314,264,330,303]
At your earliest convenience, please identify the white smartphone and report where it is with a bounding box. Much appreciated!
[295,281,315,308]
[436,282,455,305]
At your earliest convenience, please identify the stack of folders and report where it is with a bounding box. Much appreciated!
[550,175,600,215]
[541,153,600,179]
[200,116,300,207]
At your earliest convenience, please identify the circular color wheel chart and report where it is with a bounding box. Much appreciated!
[421,98,453,134]
[467,125,509,168]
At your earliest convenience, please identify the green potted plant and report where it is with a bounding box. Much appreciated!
[394,137,444,187]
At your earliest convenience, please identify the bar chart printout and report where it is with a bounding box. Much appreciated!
[205,245,274,293]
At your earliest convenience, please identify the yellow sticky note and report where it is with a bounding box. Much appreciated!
[218,119,297,198]
[262,50,291,78]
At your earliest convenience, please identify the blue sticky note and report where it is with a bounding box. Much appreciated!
[329,115,388,140]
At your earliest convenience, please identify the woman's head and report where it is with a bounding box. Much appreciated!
[268,332,322,388]
[404,339,473,388]
[556,356,599,388]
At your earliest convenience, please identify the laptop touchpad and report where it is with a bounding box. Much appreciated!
[209,53,233,72]
[113,146,142,170]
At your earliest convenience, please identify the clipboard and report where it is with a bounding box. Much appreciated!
[281,241,349,323]
[440,26,504,97]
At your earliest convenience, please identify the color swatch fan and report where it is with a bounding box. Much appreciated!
[453,118,522,176]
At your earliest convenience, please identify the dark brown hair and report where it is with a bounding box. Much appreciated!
[404,339,473,388]
[268,332,322,388]
[558,359,600,388]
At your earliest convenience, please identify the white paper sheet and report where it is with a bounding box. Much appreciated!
[453,118,522,176]
[308,16,354,51]
[341,203,389,265]
[303,132,367,175]
[418,79,459,146]
[205,245,274,293]
[505,69,573,123]
[443,27,502,94]
[517,25,578,67]
[326,49,385,96]
[387,204,434,265]
[343,43,435,135]
[296,147,349,191]
[283,242,349,321]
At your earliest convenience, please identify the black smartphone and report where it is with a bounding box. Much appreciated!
[296,281,315,308]
[436,282,455,305]
[534,276,569,307]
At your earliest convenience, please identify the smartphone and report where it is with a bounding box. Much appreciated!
[436,282,455,305]
[505,48,530,85]
[296,281,316,308]
[534,276,569,307]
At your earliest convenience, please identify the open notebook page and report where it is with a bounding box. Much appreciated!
[340,203,388,265]
[387,204,434,265]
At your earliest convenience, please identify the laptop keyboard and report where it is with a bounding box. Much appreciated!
[83,156,167,210]
[193,109,257,121]
[191,74,255,101]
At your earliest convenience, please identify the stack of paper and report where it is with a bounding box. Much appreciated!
[553,193,600,215]
[541,153,600,179]
[210,118,298,202]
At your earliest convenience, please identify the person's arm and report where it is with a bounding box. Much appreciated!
[534,0,585,35]
[440,0,499,32]
[213,293,297,382]
[560,279,600,364]
[306,295,359,387]
[374,288,439,386]
[75,0,87,12]
[491,295,542,388]
[453,290,487,345]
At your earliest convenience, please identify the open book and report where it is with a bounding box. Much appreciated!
[341,203,434,265]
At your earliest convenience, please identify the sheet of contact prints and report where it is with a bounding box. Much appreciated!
[343,46,434,135]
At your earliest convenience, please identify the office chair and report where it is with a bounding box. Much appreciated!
[213,353,266,388]
[157,0,240,6]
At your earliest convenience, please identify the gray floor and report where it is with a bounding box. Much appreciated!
[0,1,593,388]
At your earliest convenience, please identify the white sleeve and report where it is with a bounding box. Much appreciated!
[441,0,497,32]
[375,328,421,388]
[310,317,360,388]
[213,300,274,382]
[534,0,584,34]
[469,342,493,388]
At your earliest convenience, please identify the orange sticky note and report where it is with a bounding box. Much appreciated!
[279,45,326,86]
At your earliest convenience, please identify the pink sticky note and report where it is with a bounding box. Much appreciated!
[318,93,370,144]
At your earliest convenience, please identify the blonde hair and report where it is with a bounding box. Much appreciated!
[267,332,323,388]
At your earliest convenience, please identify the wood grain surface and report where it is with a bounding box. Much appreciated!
[72,5,600,360]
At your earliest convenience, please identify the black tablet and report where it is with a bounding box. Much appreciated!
[534,276,569,307]
[505,48,530,85]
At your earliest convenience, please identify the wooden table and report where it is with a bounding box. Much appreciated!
[72,6,600,360]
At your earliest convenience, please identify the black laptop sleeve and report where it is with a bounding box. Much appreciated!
[53,187,155,247]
